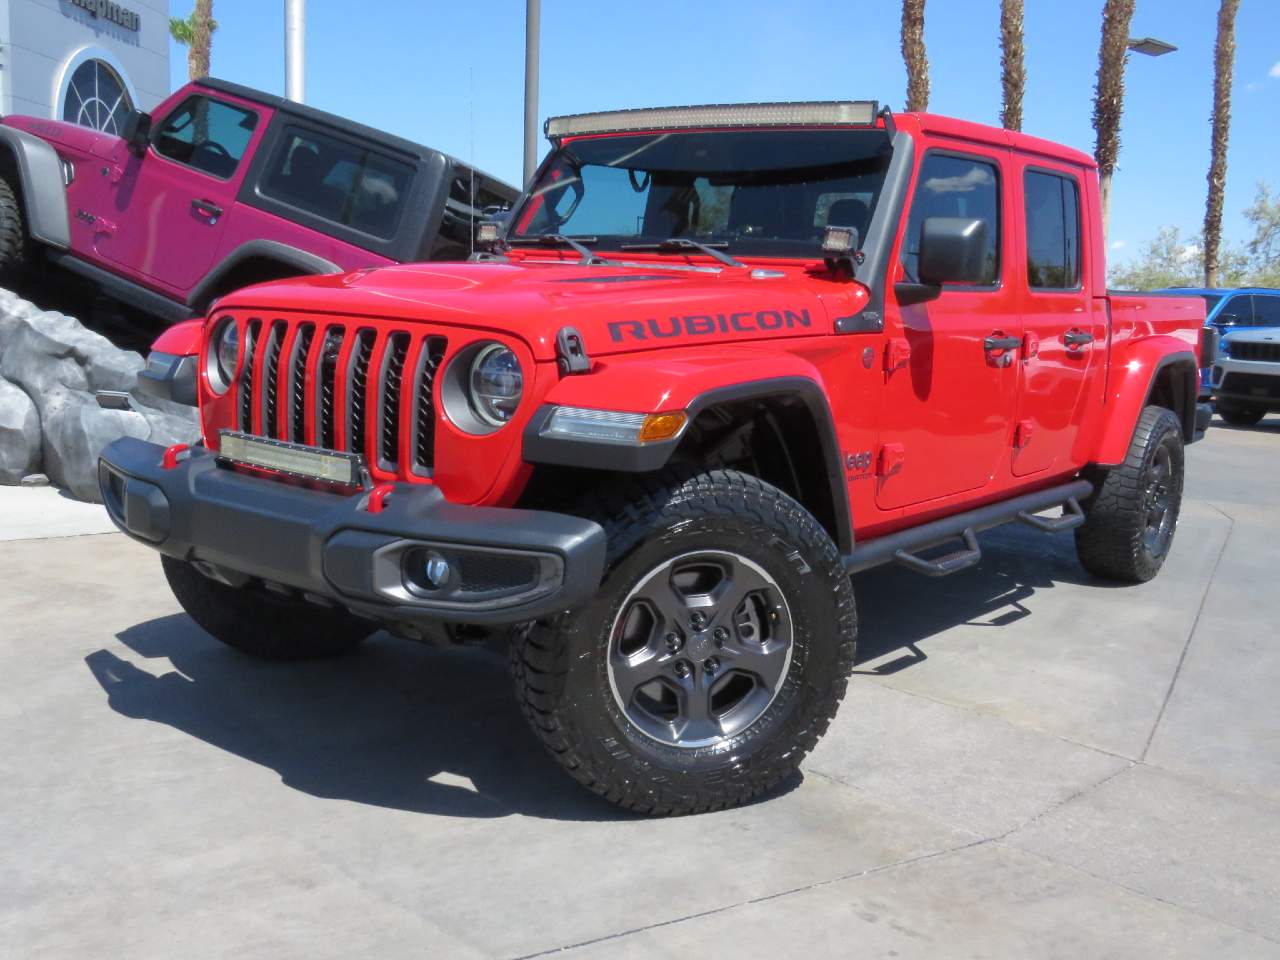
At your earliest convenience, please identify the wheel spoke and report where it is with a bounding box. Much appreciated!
[673,670,720,742]
[610,647,671,706]
[718,639,788,689]
[710,556,776,626]
[646,575,694,632]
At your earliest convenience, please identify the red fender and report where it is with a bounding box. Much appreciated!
[1093,335,1198,465]
[151,319,204,356]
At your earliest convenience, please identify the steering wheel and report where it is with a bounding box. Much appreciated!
[628,169,651,193]
[200,141,232,161]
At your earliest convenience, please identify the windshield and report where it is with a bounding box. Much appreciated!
[513,129,892,259]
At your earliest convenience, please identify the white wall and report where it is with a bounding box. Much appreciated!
[0,0,170,119]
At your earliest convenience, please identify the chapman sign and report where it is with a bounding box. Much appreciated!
[66,0,142,32]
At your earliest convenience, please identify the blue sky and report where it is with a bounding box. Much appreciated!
[171,0,1279,260]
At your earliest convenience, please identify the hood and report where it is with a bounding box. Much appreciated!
[217,259,867,362]
[2,115,122,160]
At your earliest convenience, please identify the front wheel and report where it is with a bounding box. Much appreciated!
[1075,405,1185,583]
[1215,400,1266,427]
[511,470,857,815]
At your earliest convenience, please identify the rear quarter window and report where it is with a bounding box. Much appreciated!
[259,126,414,240]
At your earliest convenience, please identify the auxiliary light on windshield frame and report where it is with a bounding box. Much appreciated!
[545,101,880,141]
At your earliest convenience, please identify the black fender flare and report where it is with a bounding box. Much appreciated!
[523,375,854,554]
[0,126,71,248]
[187,240,342,311]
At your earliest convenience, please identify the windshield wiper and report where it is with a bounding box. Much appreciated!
[506,234,615,266]
[620,238,745,269]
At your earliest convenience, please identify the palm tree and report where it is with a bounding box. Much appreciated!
[1092,0,1135,240]
[1203,0,1240,287]
[1000,0,1025,130]
[901,0,929,112]
[169,0,217,81]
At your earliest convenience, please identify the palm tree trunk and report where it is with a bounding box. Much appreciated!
[1204,0,1240,287]
[1093,0,1135,241]
[901,0,929,113]
[189,0,214,80]
[1000,0,1025,131]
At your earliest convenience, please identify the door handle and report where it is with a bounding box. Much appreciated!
[191,199,223,220]
[983,334,1021,353]
[1063,329,1094,348]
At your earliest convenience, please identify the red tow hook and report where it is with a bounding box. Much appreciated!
[161,444,190,470]
[365,482,395,514]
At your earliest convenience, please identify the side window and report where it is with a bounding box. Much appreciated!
[901,153,1001,286]
[1024,170,1080,289]
[1251,295,1280,327]
[259,127,413,240]
[153,96,258,179]
[1216,295,1250,327]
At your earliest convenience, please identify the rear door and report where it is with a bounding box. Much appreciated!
[876,146,1021,510]
[1011,162,1103,476]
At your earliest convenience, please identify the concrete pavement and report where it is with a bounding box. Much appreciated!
[2,416,1278,958]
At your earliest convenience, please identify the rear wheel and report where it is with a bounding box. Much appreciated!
[1075,405,1185,583]
[511,470,857,815]
[1214,400,1266,427]
[162,555,374,660]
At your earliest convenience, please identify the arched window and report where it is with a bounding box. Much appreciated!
[61,59,135,134]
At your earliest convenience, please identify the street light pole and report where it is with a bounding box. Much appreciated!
[523,0,540,187]
[285,0,305,103]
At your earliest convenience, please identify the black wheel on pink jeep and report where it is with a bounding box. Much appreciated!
[0,175,28,279]
[161,555,376,660]
[1075,405,1185,584]
[511,470,857,815]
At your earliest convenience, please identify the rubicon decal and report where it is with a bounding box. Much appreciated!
[608,309,812,342]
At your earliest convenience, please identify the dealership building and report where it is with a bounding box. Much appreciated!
[0,0,170,132]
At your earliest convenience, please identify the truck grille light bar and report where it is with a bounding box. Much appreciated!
[232,315,447,477]
[545,101,880,139]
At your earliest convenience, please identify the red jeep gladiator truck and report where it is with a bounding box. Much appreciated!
[98,102,1210,815]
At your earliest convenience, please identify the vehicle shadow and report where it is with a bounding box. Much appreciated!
[852,519,1105,673]
[84,615,799,822]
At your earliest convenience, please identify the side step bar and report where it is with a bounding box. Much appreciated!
[844,479,1093,577]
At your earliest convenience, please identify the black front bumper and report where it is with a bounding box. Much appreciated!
[1194,402,1213,442]
[98,437,607,626]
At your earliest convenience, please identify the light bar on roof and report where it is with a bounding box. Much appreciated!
[545,101,880,139]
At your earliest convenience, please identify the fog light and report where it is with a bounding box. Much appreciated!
[422,551,451,590]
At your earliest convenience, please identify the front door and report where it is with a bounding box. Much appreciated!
[876,148,1021,510]
[96,92,264,294]
[1011,163,1103,476]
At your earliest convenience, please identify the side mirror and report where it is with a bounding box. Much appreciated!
[917,216,988,285]
[1217,314,1243,327]
[120,109,152,158]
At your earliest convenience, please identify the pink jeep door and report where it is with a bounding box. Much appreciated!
[96,90,272,295]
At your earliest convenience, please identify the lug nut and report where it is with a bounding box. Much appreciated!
[665,632,683,653]
[713,626,729,646]
[673,661,691,679]
[690,612,707,630]
[705,657,720,675]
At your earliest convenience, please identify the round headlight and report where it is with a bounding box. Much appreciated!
[206,318,239,394]
[468,343,522,426]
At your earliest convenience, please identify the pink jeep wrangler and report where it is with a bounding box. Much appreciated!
[0,77,516,326]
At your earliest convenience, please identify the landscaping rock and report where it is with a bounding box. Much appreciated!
[0,289,199,500]
[0,376,40,483]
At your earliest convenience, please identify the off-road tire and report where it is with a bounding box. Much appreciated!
[1214,400,1266,427]
[0,176,28,279]
[162,555,375,660]
[511,469,858,816]
[1075,405,1185,583]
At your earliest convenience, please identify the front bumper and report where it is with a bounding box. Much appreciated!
[98,437,607,626]
[1208,357,1280,408]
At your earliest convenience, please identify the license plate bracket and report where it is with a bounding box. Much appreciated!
[217,431,365,487]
